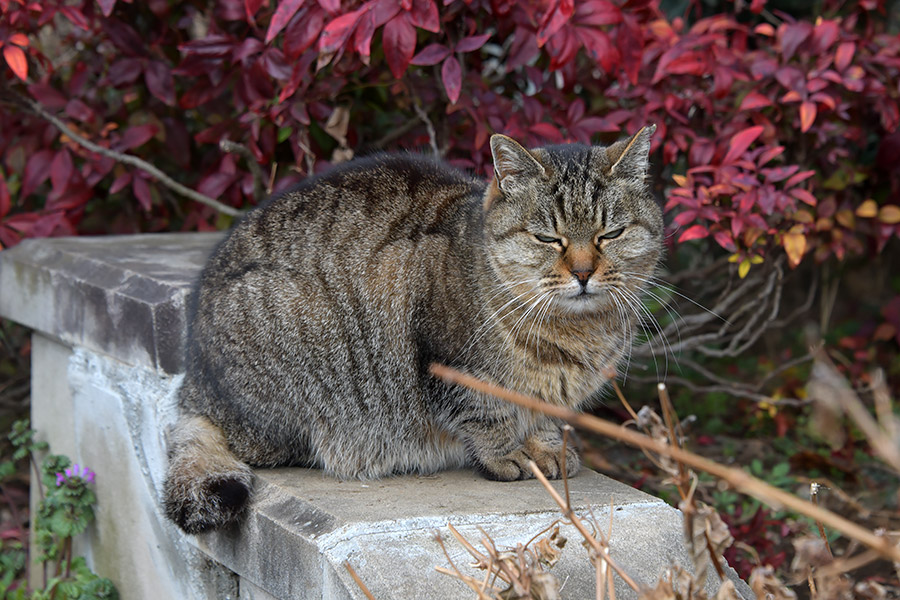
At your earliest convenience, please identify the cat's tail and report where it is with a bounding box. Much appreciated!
[162,414,254,534]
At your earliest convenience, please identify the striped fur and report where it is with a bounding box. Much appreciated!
[163,128,663,533]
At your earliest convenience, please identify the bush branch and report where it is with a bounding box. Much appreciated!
[17,93,243,217]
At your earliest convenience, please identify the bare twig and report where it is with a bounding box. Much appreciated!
[14,93,244,217]
[810,482,833,558]
[429,363,900,564]
[219,139,268,201]
[561,424,573,510]
[527,461,642,592]
[412,101,440,157]
[344,561,376,600]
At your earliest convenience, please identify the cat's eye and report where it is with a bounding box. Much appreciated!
[534,234,563,245]
[598,227,625,240]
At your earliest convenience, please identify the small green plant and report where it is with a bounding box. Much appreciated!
[0,420,117,600]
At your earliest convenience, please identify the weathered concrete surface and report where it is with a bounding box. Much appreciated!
[0,234,752,599]
[31,335,237,600]
[0,233,222,373]
[199,469,751,599]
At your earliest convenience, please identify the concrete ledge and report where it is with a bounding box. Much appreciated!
[200,468,741,599]
[0,234,751,598]
[0,233,222,373]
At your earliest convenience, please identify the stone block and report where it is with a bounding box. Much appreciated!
[0,233,222,374]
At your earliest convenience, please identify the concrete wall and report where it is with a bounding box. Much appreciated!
[0,234,751,599]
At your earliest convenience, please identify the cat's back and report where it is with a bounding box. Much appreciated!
[233,153,482,255]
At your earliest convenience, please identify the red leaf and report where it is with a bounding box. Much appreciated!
[713,230,737,252]
[265,0,306,44]
[109,172,132,194]
[284,4,325,58]
[785,169,816,188]
[317,0,340,12]
[574,0,621,26]
[232,38,265,62]
[102,19,147,56]
[575,28,617,72]
[132,176,152,211]
[28,83,67,109]
[318,8,365,56]
[21,149,54,199]
[107,57,144,86]
[778,22,812,61]
[60,6,90,30]
[811,19,839,54]
[118,124,158,151]
[528,122,563,142]
[410,0,439,33]
[757,145,785,165]
[678,224,709,243]
[383,13,416,79]
[144,60,175,106]
[790,188,817,206]
[98,0,116,17]
[723,125,764,165]
[441,55,461,103]
[834,41,855,72]
[455,33,491,53]
[739,91,772,111]
[799,101,816,132]
[197,171,238,199]
[3,44,28,81]
[50,149,73,195]
[537,0,575,47]
[246,0,266,18]
[0,177,10,219]
[410,43,451,66]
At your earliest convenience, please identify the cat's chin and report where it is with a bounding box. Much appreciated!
[555,292,609,315]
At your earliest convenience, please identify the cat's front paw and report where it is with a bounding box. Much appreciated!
[525,439,581,480]
[477,443,580,481]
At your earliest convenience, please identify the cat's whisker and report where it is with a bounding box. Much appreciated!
[455,278,542,361]
[526,289,557,363]
[606,291,633,383]
[621,271,730,325]
[614,285,675,381]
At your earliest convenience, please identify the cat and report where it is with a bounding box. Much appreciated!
[162,126,664,534]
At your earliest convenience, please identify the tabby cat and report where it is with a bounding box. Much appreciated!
[163,126,664,534]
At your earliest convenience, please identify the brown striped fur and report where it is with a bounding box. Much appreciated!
[162,127,663,533]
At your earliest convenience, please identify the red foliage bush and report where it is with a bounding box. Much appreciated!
[0,0,898,276]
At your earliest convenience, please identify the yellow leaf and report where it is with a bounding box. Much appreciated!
[879,205,900,224]
[783,233,807,268]
[750,255,764,264]
[738,259,751,278]
[856,199,878,218]
[728,253,740,263]
[835,209,855,229]
[793,210,814,223]
[672,174,688,187]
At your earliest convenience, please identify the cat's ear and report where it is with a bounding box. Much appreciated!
[490,134,546,193]
[605,124,656,178]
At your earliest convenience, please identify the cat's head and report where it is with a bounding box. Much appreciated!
[483,126,664,316]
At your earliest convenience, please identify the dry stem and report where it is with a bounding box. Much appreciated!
[344,561,376,600]
[527,461,641,592]
[429,363,900,564]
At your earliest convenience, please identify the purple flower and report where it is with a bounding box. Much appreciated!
[55,463,96,486]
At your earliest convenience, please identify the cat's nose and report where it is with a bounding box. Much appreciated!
[572,269,593,286]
